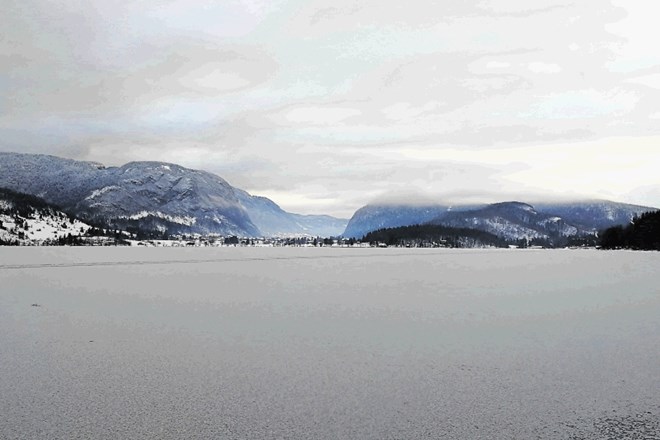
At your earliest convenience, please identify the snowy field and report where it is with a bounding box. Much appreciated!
[1,247,659,439]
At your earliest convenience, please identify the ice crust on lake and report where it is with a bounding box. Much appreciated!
[1,248,659,439]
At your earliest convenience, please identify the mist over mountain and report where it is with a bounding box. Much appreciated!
[1,152,655,242]
[344,198,657,243]
[342,204,454,239]
[233,189,348,237]
[0,152,346,238]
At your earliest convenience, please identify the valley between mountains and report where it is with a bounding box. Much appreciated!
[0,152,655,246]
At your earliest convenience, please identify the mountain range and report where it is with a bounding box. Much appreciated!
[0,152,347,238]
[1,152,655,242]
[343,200,656,243]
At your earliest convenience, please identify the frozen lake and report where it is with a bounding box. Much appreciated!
[1,247,659,439]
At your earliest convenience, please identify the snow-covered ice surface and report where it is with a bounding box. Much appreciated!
[0,248,659,439]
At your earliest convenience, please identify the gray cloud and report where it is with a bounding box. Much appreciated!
[1,0,660,216]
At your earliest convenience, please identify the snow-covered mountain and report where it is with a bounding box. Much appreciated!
[343,199,656,241]
[75,161,261,237]
[533,201,653,231]
[430,201,579,241]
[0,153,346,237]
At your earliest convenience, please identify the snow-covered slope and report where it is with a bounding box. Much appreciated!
[0,153,346,237]
[345,198,657,241]
[534,201,654,231]
[0,153,108,208]
[430,202,579,241]
[0,188,91,244]
[73,161,260,237]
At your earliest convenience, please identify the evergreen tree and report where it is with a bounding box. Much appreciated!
[600,210,660,250]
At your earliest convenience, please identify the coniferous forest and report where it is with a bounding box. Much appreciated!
[600,210,660,250]
[362,224,509,248]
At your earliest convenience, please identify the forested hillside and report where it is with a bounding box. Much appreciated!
[362,224,509,248]
[600,211,660,250]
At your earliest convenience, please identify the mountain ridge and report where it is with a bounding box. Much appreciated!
[1,152,655,241]
[0,152,347,238]
[429,201,579,242]
[343,199,656,242]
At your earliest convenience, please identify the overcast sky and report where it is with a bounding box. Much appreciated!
[2,0,660,217]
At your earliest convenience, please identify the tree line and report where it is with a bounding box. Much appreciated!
[600,210,660,250]
[0,187,67,219]
[362,224,509,248]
